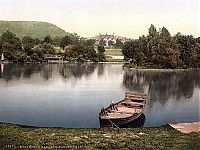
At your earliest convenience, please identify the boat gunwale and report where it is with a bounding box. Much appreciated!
[99,92,147,120]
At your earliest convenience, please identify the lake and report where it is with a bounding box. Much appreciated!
[0,63,199,128]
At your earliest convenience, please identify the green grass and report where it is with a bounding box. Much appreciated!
[105,48,123,56]
[0,21,67,39]
[0,123,199,150]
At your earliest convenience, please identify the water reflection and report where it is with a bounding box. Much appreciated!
[59,63,97,79]
[0,63,43,80]
[122,69,200,107]
[0,63,98,81]
[122,69,200,127]
[1,63,4,75]
[0,64,199,128]
[97,64,104,77]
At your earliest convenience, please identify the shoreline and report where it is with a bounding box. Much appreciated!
[0,61,200,72]
[1,61,199,70]
[127,67,200,72]
[1,121,199,133]
[0,122,199,150]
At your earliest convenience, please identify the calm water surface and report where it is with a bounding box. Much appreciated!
[0,63,199,128]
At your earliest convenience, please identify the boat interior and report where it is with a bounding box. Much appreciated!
[99,92,147,119]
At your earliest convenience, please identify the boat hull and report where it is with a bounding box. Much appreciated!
[99,92,147,128]
[99,112,143,128]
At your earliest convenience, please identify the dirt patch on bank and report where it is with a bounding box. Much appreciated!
[170,121,200,133]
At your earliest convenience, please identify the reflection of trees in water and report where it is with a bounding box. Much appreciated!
[0,63,51,81]
[122,70,146,92]
[40,64,53,80]
[0,63,97,81]
[59,63,97,79]
[97,64,104,77]
[122,69,200,106]
[1,64,21,81]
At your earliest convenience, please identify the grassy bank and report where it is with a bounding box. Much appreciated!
[0,123,199,150]
[104,48,123,56]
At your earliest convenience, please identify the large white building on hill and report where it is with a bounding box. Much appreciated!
[94,33,130,47]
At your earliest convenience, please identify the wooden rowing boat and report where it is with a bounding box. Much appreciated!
[99,92,147,128]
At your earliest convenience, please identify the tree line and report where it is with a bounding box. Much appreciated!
[1,25,199,68]
[0,31,105,62]
[122,24,200,68]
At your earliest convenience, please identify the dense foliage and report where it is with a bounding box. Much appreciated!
[1,31,23,61]
[122,24,200,68]
[1,24,199,67]
[0,30,104,62]
[97,45,106,62]
[64,45,98,62]
[61,33,101,62]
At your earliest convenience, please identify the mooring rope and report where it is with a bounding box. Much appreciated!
[108,119,119,128]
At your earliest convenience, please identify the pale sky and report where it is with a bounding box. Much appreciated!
[0,0,199,38]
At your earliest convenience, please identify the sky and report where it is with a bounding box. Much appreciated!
[0,0,199,38]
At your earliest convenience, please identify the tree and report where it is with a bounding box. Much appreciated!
[86,46,97,61]
[70,33,80,44]
[114,39,123,49]
[43,43,55,54]
[189,42,200,67]
[138,35,149,62]
[122,41,136,61]
[97,45,106,62]
[64,45,98,62]
[86,39,96,46]
[79,38,95,47]
[0,36,2,53]
[122,25,183,68]
[175,33,195,67]
[160,26,171,37]
[53,36,62,47]
[97,45,105,53]
[122,40,144,66]
[42,36,53,44]
[31,44,45,61]
[148,24,157,37]
[150,30,180,68]
[1,30,23,60]
[22,36,39,55]
[60,36,73,49]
